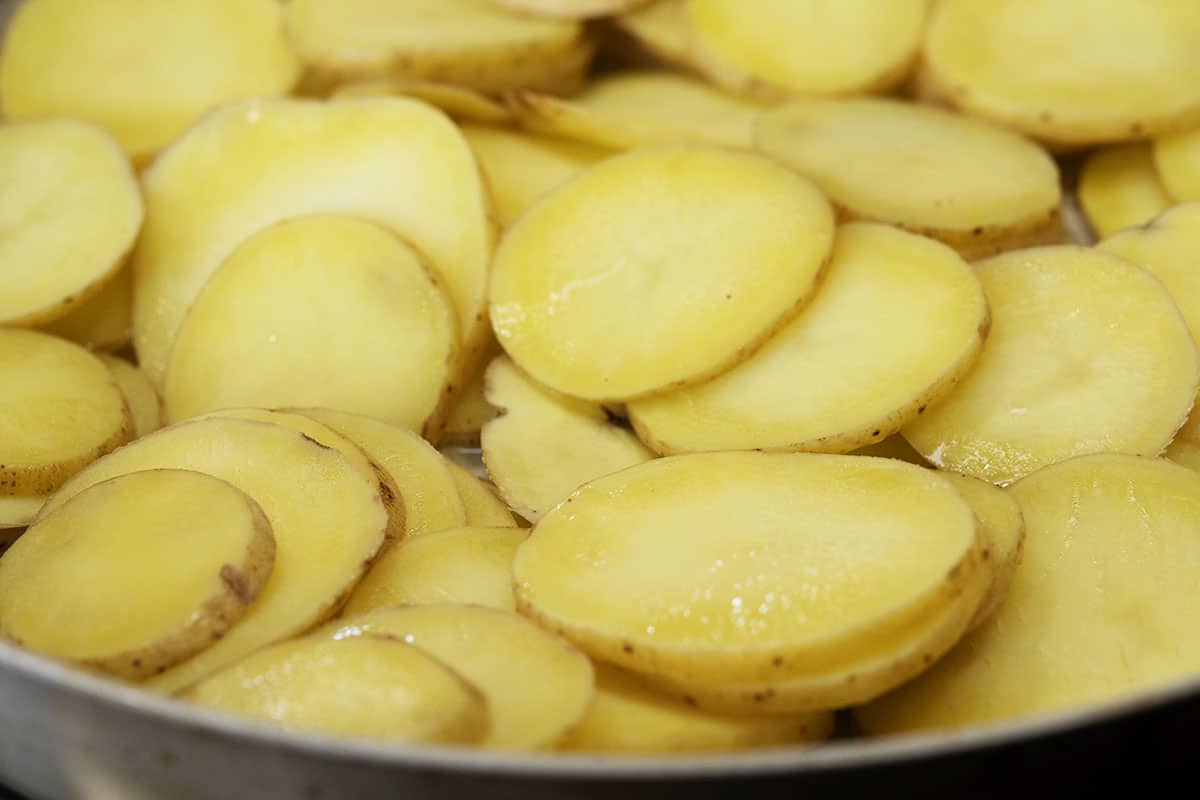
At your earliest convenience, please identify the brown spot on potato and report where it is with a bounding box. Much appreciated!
[299,433,332,451]
[918,405,927,414]
[682,695,697,707]
[622,643,635,655]
[378,482,395,505]
[772,657,783,667]
[219,565,252,604]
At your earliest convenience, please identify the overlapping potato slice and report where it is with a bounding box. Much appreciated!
[0,330,132,498]
[99,356,161,439]
[0,496,42,531]
[613,0,692,65]
[185,635,487,745]
[443,334,502,445]
[508,71,766,150]
[1079,145,1172,238]
[858,454,1200,733]
[757,98,1061,257]
[36,417,389,692]
[447,463,521,528]
[922,0,1200,147]
[483,357,654,521]
[514,452,986,710]
[903,246,1199,486]
[488,0,654,19]
[343,526,526,616]
[0,120,141,328]
[131,98,492,390]
[333,80,513,124]
[490,145,833,401]
[329,605,593,750]
[43,268,133,351]
[0,469,274,680]
[1157,128,1200,201]
[1166,439,1200,472]
[629,224,988,454]
[0,0,299,163]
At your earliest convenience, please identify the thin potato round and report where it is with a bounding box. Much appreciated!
[757,98,1061,256]
[43,267,133,352]
[1079,145,1172,238]
[483,356,654,521]
[0,496,44,531]
[487,0,654,19]
[185,635,487,745]
[329,605,593,751]
[1166,439,1200,472]
[0,330,132,498]
[614,0,692,65]
[903,246,1199,486]
[99,356,161,439]
[629,224,988,454]
[1157,128,1200,201]
[333,80,512,124]
[0,470,273,680]
[447,462,520,528]
[490,145,834,401]
[443,334,502,445]
[164,216,456,437]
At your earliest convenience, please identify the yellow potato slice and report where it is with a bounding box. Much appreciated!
[37,417,389,692]
[462,125,611,229]
[757,97,1061,256]
[851,436,929,466]
[443,334,502,446]
[514,452,984,693]
[903,246,1199,486]
[343,526,526,616]
[42,267,133,352]
[185,635,487,745]
[614,1,692,65]
[0,470,273,680]
[298,408,464,538]
[1079,145,1172,238]
[0,120,141,327]
[685,0,926,98]
[487,0,654,19]
[562,664,831,754]
[99,356,161,439]
[922,0,1200,147]
[132,98,493,390]
[447,463,521,528]
[490,145,834,401]
[858,454,1200,733]
[0,496,44,532]
[0,0,299,164]
[329,605,593,750]
[483,357,654,521]
[1166,439,1200,472]
[507,71,766,150]
[333,80,513,124]
[0,330,132,498]
[629,224,988,454]
[1157,127,1200,201]
[163,216,456,437]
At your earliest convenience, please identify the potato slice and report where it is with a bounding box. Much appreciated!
[757,98,1061,257]
[1166,439,1200,472]
[37,417,389,692]
[99,356,161,439]
[1157,127,1200,201]
[922,0,1200,147]
[0,120,141,327]
[462,125,611,229]
[1079,145,1172,238]
[483,357,654,521]
[0,330,132,498]
[487,0,654,19]
[614,0,692,65]
[629,224,988,454]
[0,0,299,163]
[685,0,926,98]
[490,145,833,401]
[42,267,133,352]
[164,216,456,437]
[507,71,766,150]
[343,526,526,616]
[902,246,1199,486]
[562,664,831,754]
[333,80,513,124]
[443,334,502,446]
[329,605,593,750]
[0,496,44,532]
[185,635,487,745]
[447,463,521,528]
[858,454,1200,733]
[132,98,492,390]
[0,469,273,680]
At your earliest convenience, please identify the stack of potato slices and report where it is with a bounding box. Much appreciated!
[3,0,1200,756]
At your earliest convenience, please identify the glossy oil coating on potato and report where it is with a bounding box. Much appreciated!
[1079,145,1172,238]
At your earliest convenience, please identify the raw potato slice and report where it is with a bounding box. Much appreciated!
[629,224,988,454]
[0,0,300,163]
[922,0,1200,147]
[514,452,983,688]
[483,357,654,521]
[42,267,133,351]
[487,0,654,19]
[0,470,274,680]
[0,120,142,327]
[333,81,513,124]
[298,408,464,537]
[507,71,766,150]
[0,330,132,497]
[1079,145,1172,238]
[685,0,926,98]
[1157,128,1200,201]
[329,605,594,750]
[36,417,389,693]
[614,1,692,65]
[0,496,44,531]
[99,356,161,439]
[132,98,492,390]
[462,125,611,229]
[448,463,521,528]
[164,216,456,437]
[490,145,834,401]
[903,246,1199,486]
[1166,439,1200,472]
[186,635,487,745]
[561,664,832,754]
[757,98,1061,256]
[342,526,526,615]
[858,454,1200,733]
[443,334,502,445]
